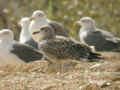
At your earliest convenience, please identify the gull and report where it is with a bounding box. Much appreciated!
[18,17,38,49]
[0,29,43,66]
[30,25,101,65]
[76,17,120,52]
[29,10,69,38]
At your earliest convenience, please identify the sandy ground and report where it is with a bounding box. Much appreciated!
[0,52,120,90]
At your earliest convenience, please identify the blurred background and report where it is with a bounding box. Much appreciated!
[0,0,119,40]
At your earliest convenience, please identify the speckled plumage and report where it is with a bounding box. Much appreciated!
[31,25,101,63]
[39,36,101,62]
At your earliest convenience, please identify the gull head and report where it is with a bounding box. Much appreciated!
[30,10,46,21]
[0,29,14,40]
[76,17,95,28]
[32,25,55,42]
[18,17,30,28]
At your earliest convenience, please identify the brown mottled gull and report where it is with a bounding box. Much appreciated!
[31,25,101,64]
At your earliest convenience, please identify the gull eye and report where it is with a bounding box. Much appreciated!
[41,28,48,33]
[32,31,40,35]
[39,14,43,17]
[44,29,48,32]
[82,20,86,22]
[40,28,45,31]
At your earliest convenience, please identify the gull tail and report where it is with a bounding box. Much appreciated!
[88,52,103,62]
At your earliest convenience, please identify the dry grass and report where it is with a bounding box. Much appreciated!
[0,52,120,90]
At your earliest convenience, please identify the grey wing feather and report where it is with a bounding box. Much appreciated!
[84,30,106,44]
[96,29,117,42]
[86,30,120,51]
[25,38,38,49]
[11,42,43,62]
[86,30,116,43]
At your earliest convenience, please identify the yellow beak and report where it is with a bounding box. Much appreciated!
[29,17,35,21]
[17,23,21,27]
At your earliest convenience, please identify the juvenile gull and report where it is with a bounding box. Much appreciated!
[31,25,101,65]
[29,10,69,37]
[0,29,43,66]
[18,17,38,49]
[76,17,120,51]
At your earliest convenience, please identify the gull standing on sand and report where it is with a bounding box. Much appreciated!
[76,17,120,51]
[0,29,43,66]
[18,17,38,49]
[29,10,69,38]
[30,25,101,65]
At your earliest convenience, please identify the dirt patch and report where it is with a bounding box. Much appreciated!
[0,52,120,90]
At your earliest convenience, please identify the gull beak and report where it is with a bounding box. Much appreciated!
[29,17,35,21]
[32,31,40,42]
[17,24,21,27]
[17,22,21,28]
[17,22,22,31]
